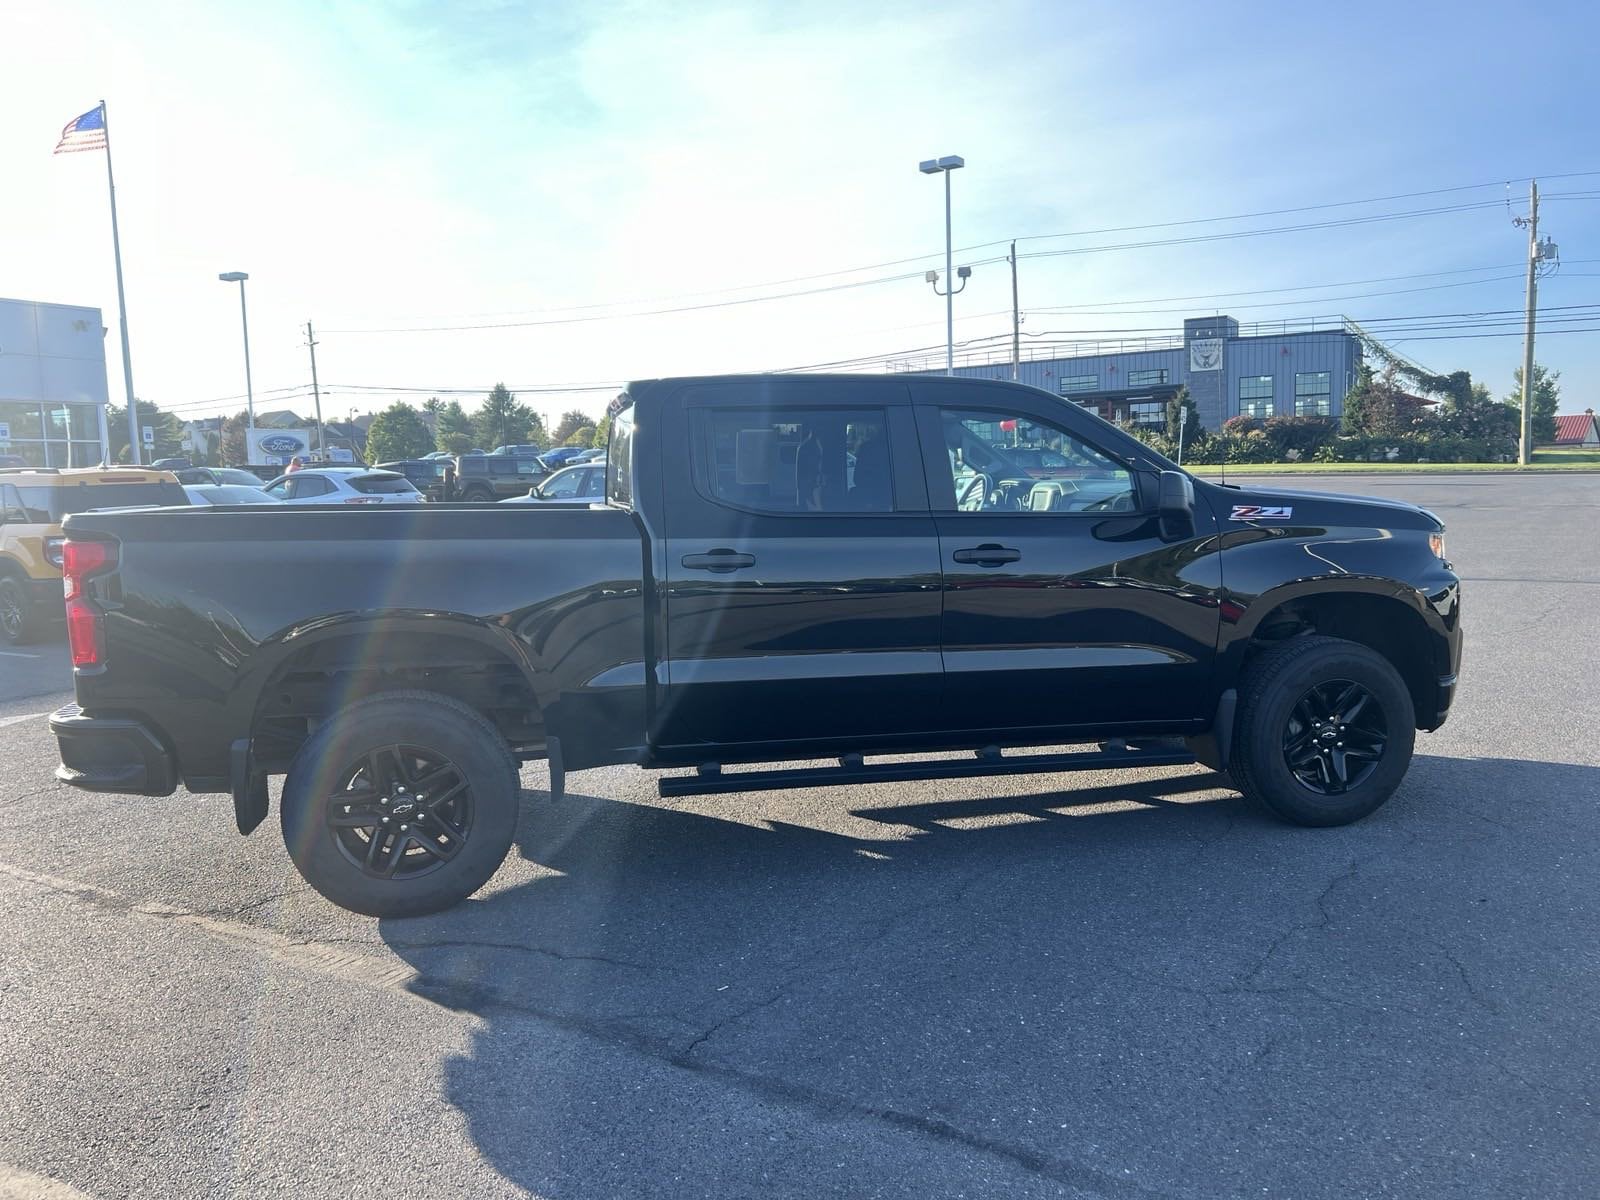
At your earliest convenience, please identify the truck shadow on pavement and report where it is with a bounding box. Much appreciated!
[377,753,1599,1199]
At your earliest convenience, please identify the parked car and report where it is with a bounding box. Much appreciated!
[175,467,270,488]
[48,374,1462,918]
[0,466,186,644]
[572,447,607,463]
[0,455,30,469]
[488,444,545,458]
[375,459,452,502]
[182,484,284,506]
[501,462,606,504]
[537,446,589,471]
[450,452,545,501]
[150,457,193,471]
[262,467,424,505]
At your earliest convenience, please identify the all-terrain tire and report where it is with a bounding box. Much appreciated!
[1229,635,1415,827]
[280,690,521,917]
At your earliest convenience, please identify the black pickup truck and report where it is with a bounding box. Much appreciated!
[50,375,1461,916]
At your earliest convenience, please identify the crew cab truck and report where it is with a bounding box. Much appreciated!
[50,375,1462,916]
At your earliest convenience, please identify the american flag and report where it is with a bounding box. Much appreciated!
[54,105,107,154]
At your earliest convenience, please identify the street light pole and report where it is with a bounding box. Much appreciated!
[218,272,254,460]
[919,155,965,375]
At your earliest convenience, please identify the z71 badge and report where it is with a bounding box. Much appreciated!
[1230,504,1293,521]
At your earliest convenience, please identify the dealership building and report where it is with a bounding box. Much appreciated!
[929,315,1366,431]
[0,297,111,467]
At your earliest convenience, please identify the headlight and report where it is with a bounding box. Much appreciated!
[1428,533,1446,560]
[44,536,66,568]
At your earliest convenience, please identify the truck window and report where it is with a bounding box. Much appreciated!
[937,409,1137,514]
[606,404,633,508]
[691,407,892,514]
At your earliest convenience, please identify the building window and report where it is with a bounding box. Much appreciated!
[1058,374,1097,395]
[1129,401,1166,428]
[1128,368,1168,387]
[1294,371,1332,416]
[0,400,102,467]
[1238,375,1274,419]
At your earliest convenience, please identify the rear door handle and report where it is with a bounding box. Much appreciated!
[951,544,1021,566]
[681,550,757,572]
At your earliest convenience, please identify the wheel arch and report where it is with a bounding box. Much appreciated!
[239,612,556,770]
[1225,580,1447,729]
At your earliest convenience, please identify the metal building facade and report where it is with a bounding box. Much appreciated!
[936,314,1363,432]
[0,298,111,466]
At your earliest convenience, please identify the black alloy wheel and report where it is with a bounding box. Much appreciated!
[327,744,474,880]
[1281,679,1389,795]
[0,577,31,645]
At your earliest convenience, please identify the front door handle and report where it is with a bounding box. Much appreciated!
[681,549,757,572]
[951,544,1021,566]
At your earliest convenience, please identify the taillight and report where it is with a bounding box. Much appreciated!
[61,539,116,668]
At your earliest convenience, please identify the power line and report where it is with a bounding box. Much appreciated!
[324,187,1599,335]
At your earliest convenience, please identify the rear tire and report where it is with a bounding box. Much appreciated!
[1230,635,1415,827]
[280,690,521,917]
[0,575,40,646]
[460,485,494,502]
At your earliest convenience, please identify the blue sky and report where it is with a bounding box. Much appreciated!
[2,0,1597,426]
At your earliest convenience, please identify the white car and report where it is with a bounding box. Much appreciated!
[500,462,606,504]
[262,468,425,505]
[182,484,284,506]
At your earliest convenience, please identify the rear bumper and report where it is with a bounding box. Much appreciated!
[50,704,176,796]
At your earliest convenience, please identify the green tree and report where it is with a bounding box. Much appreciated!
[422,396,444,418]
[565,424,596,447]
[434,400,476,453]
[219,411,250,464]
[591,414,611,449]
[552,409,595,446]
[1506,364,1560,444]
[106,399,183,463]
[1164,386,1200,456]
[473,384,541,449]
[364,402,435,463]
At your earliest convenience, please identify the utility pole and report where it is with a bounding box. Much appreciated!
[305,321,326,458]
[1009,240,1020,381]
[1517,181,1539,465]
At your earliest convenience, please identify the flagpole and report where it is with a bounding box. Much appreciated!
[99,100,141,466]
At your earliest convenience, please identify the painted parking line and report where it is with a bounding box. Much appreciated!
[0,650,40,659]
[0,712,48,729]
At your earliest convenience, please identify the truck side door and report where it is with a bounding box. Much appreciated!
[656,379,943,754]
[912,386,1222,736]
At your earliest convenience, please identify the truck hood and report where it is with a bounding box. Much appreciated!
[1209,483,1444,531]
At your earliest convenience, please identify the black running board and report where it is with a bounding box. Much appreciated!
[657,744,1195,798]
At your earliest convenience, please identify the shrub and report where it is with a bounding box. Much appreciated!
[1262,416,1338,457]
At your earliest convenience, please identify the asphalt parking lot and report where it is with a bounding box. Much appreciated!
[2,473,1596,1200]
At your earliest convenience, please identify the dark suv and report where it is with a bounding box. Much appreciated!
[451,453,545,501]
[374,459,452,501]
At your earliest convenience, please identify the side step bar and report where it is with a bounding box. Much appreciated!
[657,743,1195,799]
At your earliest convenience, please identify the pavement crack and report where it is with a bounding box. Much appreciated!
[0,786,57,811]
[373,936,651,971]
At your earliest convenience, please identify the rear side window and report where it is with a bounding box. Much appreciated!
[15,481,187,520]
[606,403,633,508]
[690,407,892,514]
[349,474,417,495]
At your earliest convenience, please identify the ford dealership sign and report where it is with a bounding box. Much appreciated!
[247,428,313,466]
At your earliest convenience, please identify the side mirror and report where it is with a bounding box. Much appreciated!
[527,485,541,498]
[1157,470,1195,540]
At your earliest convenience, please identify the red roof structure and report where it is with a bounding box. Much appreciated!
[1552,411,1600,446]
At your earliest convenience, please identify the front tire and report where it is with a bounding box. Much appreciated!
[280,691,521,917]
[1230,636,1415,827]
[0,575,39,646]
